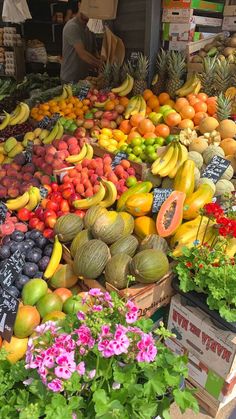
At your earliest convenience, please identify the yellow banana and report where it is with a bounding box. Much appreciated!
[176,75,199,97]
[175,74,196,95]
[55,86,68,101]
[139,96,147,117]
[17,103,30,124]
[193,80,201,95]
[112,75,130,93]
[6,191,30,211]
[43,122,60,144]
[130,96,141,116]
[25,187,41,211]
[8,105,22,125]
[151,144,176,175]
[168,143,188,179]
[119,75,134,97]
[158,143,179,177]
[99,179,117,208]
[39,129,50,140]
[44,235,62,279]
[65,143,87,164]
[65,84,73,97]
[0,111,11,130]
[73,182,106,209]
[55,122,64,140]
[124,96,139,119]
[85,143,94,160]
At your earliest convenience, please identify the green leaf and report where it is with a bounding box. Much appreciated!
[143,374,166,398]
[164,370,181,388]
[19,403,41,419]
[113,364,136,385]
[173,389,199,414]
[93,389,109,415]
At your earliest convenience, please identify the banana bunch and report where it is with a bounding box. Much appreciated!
[151,142,188,178]
[0,103,30,130]
[65,143,93,164]
[6,186,41,211]
[43,121,64,144]
[111,74,134,97]
[22,127,50,147]
[44,235,62,279]
[175,74,201,97]
[54,84,73,101]
[73,179,117,210]
[124,95,147,119]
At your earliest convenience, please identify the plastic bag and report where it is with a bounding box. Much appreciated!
[2,0,32,23]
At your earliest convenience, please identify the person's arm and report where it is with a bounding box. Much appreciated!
[74,41,100,67]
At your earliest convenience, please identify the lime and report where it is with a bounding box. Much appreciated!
[128,153,136,161]
[85,112,93,119]
[144,138,155,146]
[133,145,142,156]
[64,121,72,130]
[155,137,165,146]
[141,144,146,150]
[131,137,142,147]
[126,176,138,187]
[140,152,147,161]
[153,143,160,151]
[165,134,178,145]
[146,145,155,154]
[119,144,128,151]
[59,117,66,125]
[135,157,143,163]
[69,123,77,132]
[126,147,132,154]
[149,152,158,162]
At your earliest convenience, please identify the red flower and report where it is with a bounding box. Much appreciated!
[185,262,192,268]
[231,258,235,266]
[212,262,220,267]
[217,217,236,238]
[203,203,224,219]
[199,264,203,268]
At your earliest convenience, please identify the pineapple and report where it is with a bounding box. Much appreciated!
[99,62,112,89]
[214,59,233,96]
[152,49,168,95]
[111,62,121,87]
[132,53,149,96]
[165,51,186,99]
[198,57,217,97]
[121,60,134,82]
[217,93,232,121]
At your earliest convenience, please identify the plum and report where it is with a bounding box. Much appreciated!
[23,262,38,278]
[2,235,11,245]
[7,285,20,298]
[24,239,35,248]
[38,256,50,272]
[10,241,22,254]
[24,231,32,239]
[26,249,42,263]
[43,244,53,257]
[11,230,24,242]
[0,245,11,259]
[29,230,42,240]
[15,274,30,290]
[34,271,43,278]
[35,236,48,249]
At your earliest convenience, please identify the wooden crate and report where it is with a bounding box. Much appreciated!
[186,33,224,73]
[224,0,236,16]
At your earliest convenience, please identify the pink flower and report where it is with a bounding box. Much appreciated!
[100,325,111,337]
[136,333,157,363]
[109,334,130,356]
[114,324,127,339]
[88,288,103,297]
[54,366,73,380]
[126,300,139,324]
[77,361,85,376]
[126,311,138,324]
[75,325,95,348]
[48,378,63,392]
[43,355,55,369]
[92,304,103,312]
[88,369,96,379]
[77,311,85,321]
[98,339,114,358]
[56,352,75,366]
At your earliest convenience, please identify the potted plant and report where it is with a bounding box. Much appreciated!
[0,289,198,418]
[173,199,236,323]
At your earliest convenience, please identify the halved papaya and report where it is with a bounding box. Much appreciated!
[156,191,186,238]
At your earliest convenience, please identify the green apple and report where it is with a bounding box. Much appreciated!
[159,105,172,114]
[149,112,163,126]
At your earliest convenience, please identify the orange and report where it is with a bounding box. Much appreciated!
[147,95,159,110]
[119,97,129,107]
[197,93,208,102]
[206,97,217,116]
[153,106,160,113]
[187,93,196,102]
[130,114,145,127]
[178,119,194,129]
[188,97,200,106]
[48,100,57,107]
[138,119,155,135]
[143,132,157,139]
[82,99,90,106]
[127,131,141,143]
[104,100,115,111]
[119,120,132,134]
[193,101,208,113]
[164,112,182,127]
[143,89,154,101]
[158,92,170,105]
[154,124,170,138]
[175,98,189,112]
[165,99,175,108]
[146,106,152,115]
[69,97,76,104]
[68,113,76,119]
[82,105,89,112]
[193,112,208,126]
[180,105,195,120]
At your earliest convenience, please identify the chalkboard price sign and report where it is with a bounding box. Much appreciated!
[152,188,172,213]
[201,156,230,183]
[0,287,19,342]
[37,115,51,129]
[111,152,128,169]
[24,140,34,163]
[39,186,49,199]
[0,201,7,225]
[77,85,90,100]
[0,250,25,288]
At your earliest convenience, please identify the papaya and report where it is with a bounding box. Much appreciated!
[22,278,48,306]
[183,184,214,220]
[3,336,28,364]
[174,159,195,197]
[125,193,153,217]
[116,181,153,211]
[48,264,78,289]
[134,216,156,239]
[156,191,186,238]
[36,293,63,318]
[42,311,66,323]
[14,306,40,338]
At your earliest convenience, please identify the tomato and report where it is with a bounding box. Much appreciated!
[60,182,74,191]
[60,199,70,212]
[74,209,85,218]
[54,288,72,303]
[43,228,54,239]
[44,209,57,220]
[62,187,74,200]
[45,215,57,228]
[43,184,52,194]
[35,221,45,232]
[63,295,88,315]
[17,208,32,221]
[41,198,49,209]
[50,192,62,203]
[46,200,59,212]
[51,182,59,192]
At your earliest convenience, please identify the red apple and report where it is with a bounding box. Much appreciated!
[45,215,57,228]
[103,111,114,121]
[83,119,94,130]
[44,209,57,220]
[46,200,59,212]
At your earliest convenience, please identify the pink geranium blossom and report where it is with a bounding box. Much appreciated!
[48,378,63,392]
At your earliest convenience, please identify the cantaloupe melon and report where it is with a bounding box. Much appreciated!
[189,137,208,154]
[217,120,236,140]
[188,151,203,169]
[221,164,234,180]
[215,179,235,196]
[199,117,219,134]
[203,145,225,165]
[220,138,236,156]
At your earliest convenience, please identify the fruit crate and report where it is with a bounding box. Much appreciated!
[91,142,149,180]
[106,268,175,319]
[224,0,236,16]
[186,32,224,73]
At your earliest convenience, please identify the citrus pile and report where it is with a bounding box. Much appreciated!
[30,97,90,122]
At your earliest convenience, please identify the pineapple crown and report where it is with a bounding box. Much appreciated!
[167,51,186,77]
[134,53,149,80]
[216,93,232,121]
[156,49,168,74]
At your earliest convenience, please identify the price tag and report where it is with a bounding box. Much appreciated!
[201,156,230,183]
[24,140,34,163]
[39,186,49,199]
[77,85,90,100]
[152,188,172,213]
[0,250,25,288]
[111,152,128,169]
[49,113,61,129]
[0,287,19,342]
[0,201,7,225]
[37,115,51,129]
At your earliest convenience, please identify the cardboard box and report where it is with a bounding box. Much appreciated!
[80,0,118,20]
[162,0,224,12]
[224,0,236,16]
[162,9,222,25]
[165,40,189,51]
[162,23,216,42]
[167,294,236,380]
[222,16,236,30]
[106,270,174,318]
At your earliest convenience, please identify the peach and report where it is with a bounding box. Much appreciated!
[52,138,60,148]
[23,173,32,181]
[84,180,92,190]
[127,167,135,176]
[58,140,68,150]
[90,174,98,184]
[85,188,93,197]
[81,159,91,168]
[103,155,112,165]
[0,185,7,198]
[34,171,42,179]
[2,178,12,187]
[11,163,21,171]
[67,137,78,147]
[45,154,54,164]
[93,184,100,193]
[0,169,6,179]
[68,145,79,155]
[95,168,104,177]
[47,145,57,155]
[41,175,51,185]
[120,160,130,169]
[44,165,53,176]
[24,163,35,174]
[75,163,82,172]
[76,184,85,195]
[107,173,118,183]
[8,187,19,198]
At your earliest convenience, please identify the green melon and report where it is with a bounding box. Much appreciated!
[91,211,124,244]
[110,235,138,257]
[215,179,234,196]
[119,212,134,236]
[70,229,93,258]
[73,239,110,279]
[54,214,83,242]
[138,234,169,254]
[203,145,225,165]
[131,249,169,284]
[84,205,107,230]
[105,253,132,290]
